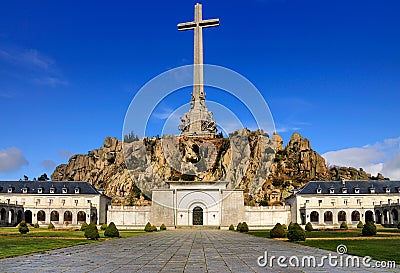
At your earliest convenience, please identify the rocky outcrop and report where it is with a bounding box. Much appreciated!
[51,131,388,206]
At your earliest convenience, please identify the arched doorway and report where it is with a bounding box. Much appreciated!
[365,210,374,223]
[392,209,398,223]
[351,211,360,222]
[192,206,203,225]
[37,210,46,222]
[25,210,33,224]
[338,211,346,222]
[17,210,23,224]
[51,211,59,222]
[324,211,333,223]
[0,208,6,224]
[375,210,382,224]
[64,211,72,223]
[9,209,15,225]
[77,211,86,223]
[310,211,319,223]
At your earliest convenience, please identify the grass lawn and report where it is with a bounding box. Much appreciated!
[0,227,146,259]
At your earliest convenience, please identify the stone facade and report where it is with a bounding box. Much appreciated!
[286,180,400,228]
[0,181,111,227]
[0,201,24,226]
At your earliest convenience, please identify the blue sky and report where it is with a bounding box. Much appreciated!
[0,0,399,180]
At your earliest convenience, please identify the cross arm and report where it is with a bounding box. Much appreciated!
[178,21,196,31]
[199,19,219,28]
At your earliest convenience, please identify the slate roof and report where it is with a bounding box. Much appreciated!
[0,181,99,195]
[297,180,400,195]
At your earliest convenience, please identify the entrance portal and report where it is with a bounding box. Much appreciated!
[193,206,203,225]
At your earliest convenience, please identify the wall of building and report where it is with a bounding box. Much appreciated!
[107,205,151,229]
[244,206,291,229]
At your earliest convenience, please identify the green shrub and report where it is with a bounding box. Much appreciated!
[160,224,167,231]
[151,225,157,232]
[144,222,152,232]
[305,222,313,232]
[80,222,89,231]
[282,224,287,230]
[270,223,286,238]
[228,224,235,231]
[18,221,29,234]
[357,221,364,229]
[237,222,243,231]
[48,222,55,230]
[33,223,39,228]
[287,223,306,241]
[104,222,119,238]
[397,222,400,230]
[237,222,249,232]
[84,223,100,240]
[362,221,377,236]
[100,223,107,230]
[288,222,295,230]
[340,221,348,230]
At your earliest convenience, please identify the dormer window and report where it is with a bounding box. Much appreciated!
[62,187,68,194]
[22,187,28,194]
[369,187,375,194]
[341,187,348,194]
[329,187,335,194]
[384,186,390,193]
[316,187,322,194]
[396,187,400,193]
[37,187,43,194]
[7,186,13,193]
[74,187,80,194]
[354,187,360,194]
[49,186,56,194]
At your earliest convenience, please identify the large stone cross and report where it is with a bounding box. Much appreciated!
[178,3,219,109]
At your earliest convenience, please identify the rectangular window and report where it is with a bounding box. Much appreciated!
[357,199,361,205]
[305,200,309,203]
[61,199,66,205]
[74,199,78,205]
[318,200,322,206]
[49,199,53,205]
[36,199,40,205]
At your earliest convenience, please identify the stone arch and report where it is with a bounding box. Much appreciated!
[365,210,374,223]
[25,210,33,224]
[383,209,389,224]
[50,211,59,222]
[64,211,72,222]
[0,208,6,223]
[77,211,86,223]
[351,211,360,222]
[324,211,333,223]
[338,211,346,222]
[392,209,398,222]
[375,210,382,224]
[8,209,15,225]
[310,211,319,223]
[17,210,23,224]
[37,210,46,222]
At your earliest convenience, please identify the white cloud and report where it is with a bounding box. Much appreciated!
[322,137,400,179]
[41,160,56,171]
[0,48,53,71]
[58,150,74,158]
[0,147,29,172]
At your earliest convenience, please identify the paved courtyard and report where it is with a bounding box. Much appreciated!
[0,230,398,273]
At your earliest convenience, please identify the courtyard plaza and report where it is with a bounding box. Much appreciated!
[0,230,398,273]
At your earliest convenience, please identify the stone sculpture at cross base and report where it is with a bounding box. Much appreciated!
[177,3,218,137]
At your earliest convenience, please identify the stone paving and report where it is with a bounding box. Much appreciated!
[0,230,399,272]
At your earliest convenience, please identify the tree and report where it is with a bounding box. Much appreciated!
[124,131,139,143]
[160,224,167,231]
[104,222,119,238]
[287,223,306,241]
[270,223,286,238]
[84,223,100,240]
[38,173,49,181]
[397,222,400,230]
[229,224,235,231]
[362,221,377,236]
[144,222,153,232]
[357,221,364,229]
[340,221,348,230]
[100,224,107,230]
[305,222,313,232]
[48,222,55,230]
[18,221,29,234]
[80,222,89,231]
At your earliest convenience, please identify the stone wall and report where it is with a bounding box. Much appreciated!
[244,206,291,229]
[107,205,151,229]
